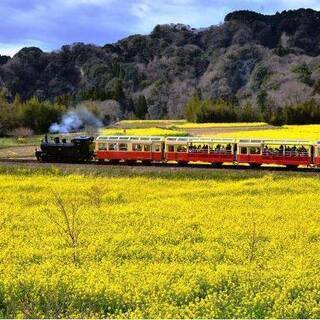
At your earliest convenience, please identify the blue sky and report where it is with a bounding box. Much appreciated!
[1,0,320,56]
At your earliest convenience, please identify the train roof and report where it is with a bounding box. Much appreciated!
[96,136,165,142]
[165,137,236,144]
[96,135,315,145]
[238,138,313,145]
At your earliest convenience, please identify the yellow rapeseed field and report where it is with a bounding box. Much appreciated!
[215,125,320,141]
[100,127,187,136]
[0,166,320,318]
[175,122,267,129]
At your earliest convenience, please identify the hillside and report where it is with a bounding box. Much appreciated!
[1,9,320,119]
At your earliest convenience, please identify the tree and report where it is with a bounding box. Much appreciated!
[257,90,268,113]
[0,89,20,135]
[268,107,285,126]
[135,95,148,119]
[19,97,65,133]
[43,191,84,265]
[112,79,125,102]
[184,95,202,122]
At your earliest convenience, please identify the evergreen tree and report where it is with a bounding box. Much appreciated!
[135,95,148,119]
[19,97,65,133]
[184,95,202,122]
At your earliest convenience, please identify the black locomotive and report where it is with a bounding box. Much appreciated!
[35,135,95,162]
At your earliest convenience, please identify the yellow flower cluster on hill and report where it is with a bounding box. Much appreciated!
[216,125,320,141]
[100,127,187,137]
[0,166,319,318]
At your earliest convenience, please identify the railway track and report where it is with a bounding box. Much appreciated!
[0,157,319,174]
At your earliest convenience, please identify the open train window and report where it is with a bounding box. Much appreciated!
[98,143,107,151]
[177,145,187,152]
[108,143,117,151]
[249,147,261,155]
[144,145,151,152]
[132,144,142,151]
[167,145,174,152]
[119,143,128,151]
[240,147,247,154]
[153,144,161,152]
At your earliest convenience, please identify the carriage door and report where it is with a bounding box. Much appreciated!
[311,145,315,165]
[161,142,165,161]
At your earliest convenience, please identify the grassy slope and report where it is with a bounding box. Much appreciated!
[0,165,319,318]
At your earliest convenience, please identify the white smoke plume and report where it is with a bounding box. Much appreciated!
[49,106,103,133]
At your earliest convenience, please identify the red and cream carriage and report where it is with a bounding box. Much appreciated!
[164,137,236,165]
[237,139,313,167]
[95,136,165,163]
[95,135,315,168]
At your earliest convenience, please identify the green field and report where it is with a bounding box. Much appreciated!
[0,135,42,149]
[0,165,320,318]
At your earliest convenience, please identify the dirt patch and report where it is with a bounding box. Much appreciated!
[0,145,37,159]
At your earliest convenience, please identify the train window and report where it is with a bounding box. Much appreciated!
[167,145,174,152]
[132,144,142,151]
[144,145,151,152]
[108,143,117,151]
[249,147,261,155]
[153,144,161,152]
[240,147,247,154]
[119,143,128,151]
[177,145,187,152]
[98,143,107,151]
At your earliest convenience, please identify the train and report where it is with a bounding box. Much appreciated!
[35,135,95,162]
[35,134,320,169]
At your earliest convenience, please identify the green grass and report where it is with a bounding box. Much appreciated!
[114,120,267,130]
[114,120,187,129]
[0,165,319,318]
[0,135,43,149]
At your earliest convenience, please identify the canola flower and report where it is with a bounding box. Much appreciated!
[215,124,320,140]
[100,127,187,137]
[0,166,319,318]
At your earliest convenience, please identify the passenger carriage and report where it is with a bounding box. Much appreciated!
[95,136,164,163]
[237,139,313,167]
[165,137,237,165]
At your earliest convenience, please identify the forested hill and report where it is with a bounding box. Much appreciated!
[1,8,320,119]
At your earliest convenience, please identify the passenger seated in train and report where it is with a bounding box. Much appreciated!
[263,144,308,156]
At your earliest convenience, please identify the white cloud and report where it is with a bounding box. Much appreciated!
[0,45,22,57]
[130,0,229,34]
[0,40,48,57]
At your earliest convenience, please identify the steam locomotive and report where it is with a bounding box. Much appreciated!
[35,135,95,162]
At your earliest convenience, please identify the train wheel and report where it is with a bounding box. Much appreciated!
[178,161,188,166]
[249,163,262,168]
[212,163,223,168]
[286,165,298,170]
[109,160,119,165]
[142,160,152,166]
[126,160,136,166]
